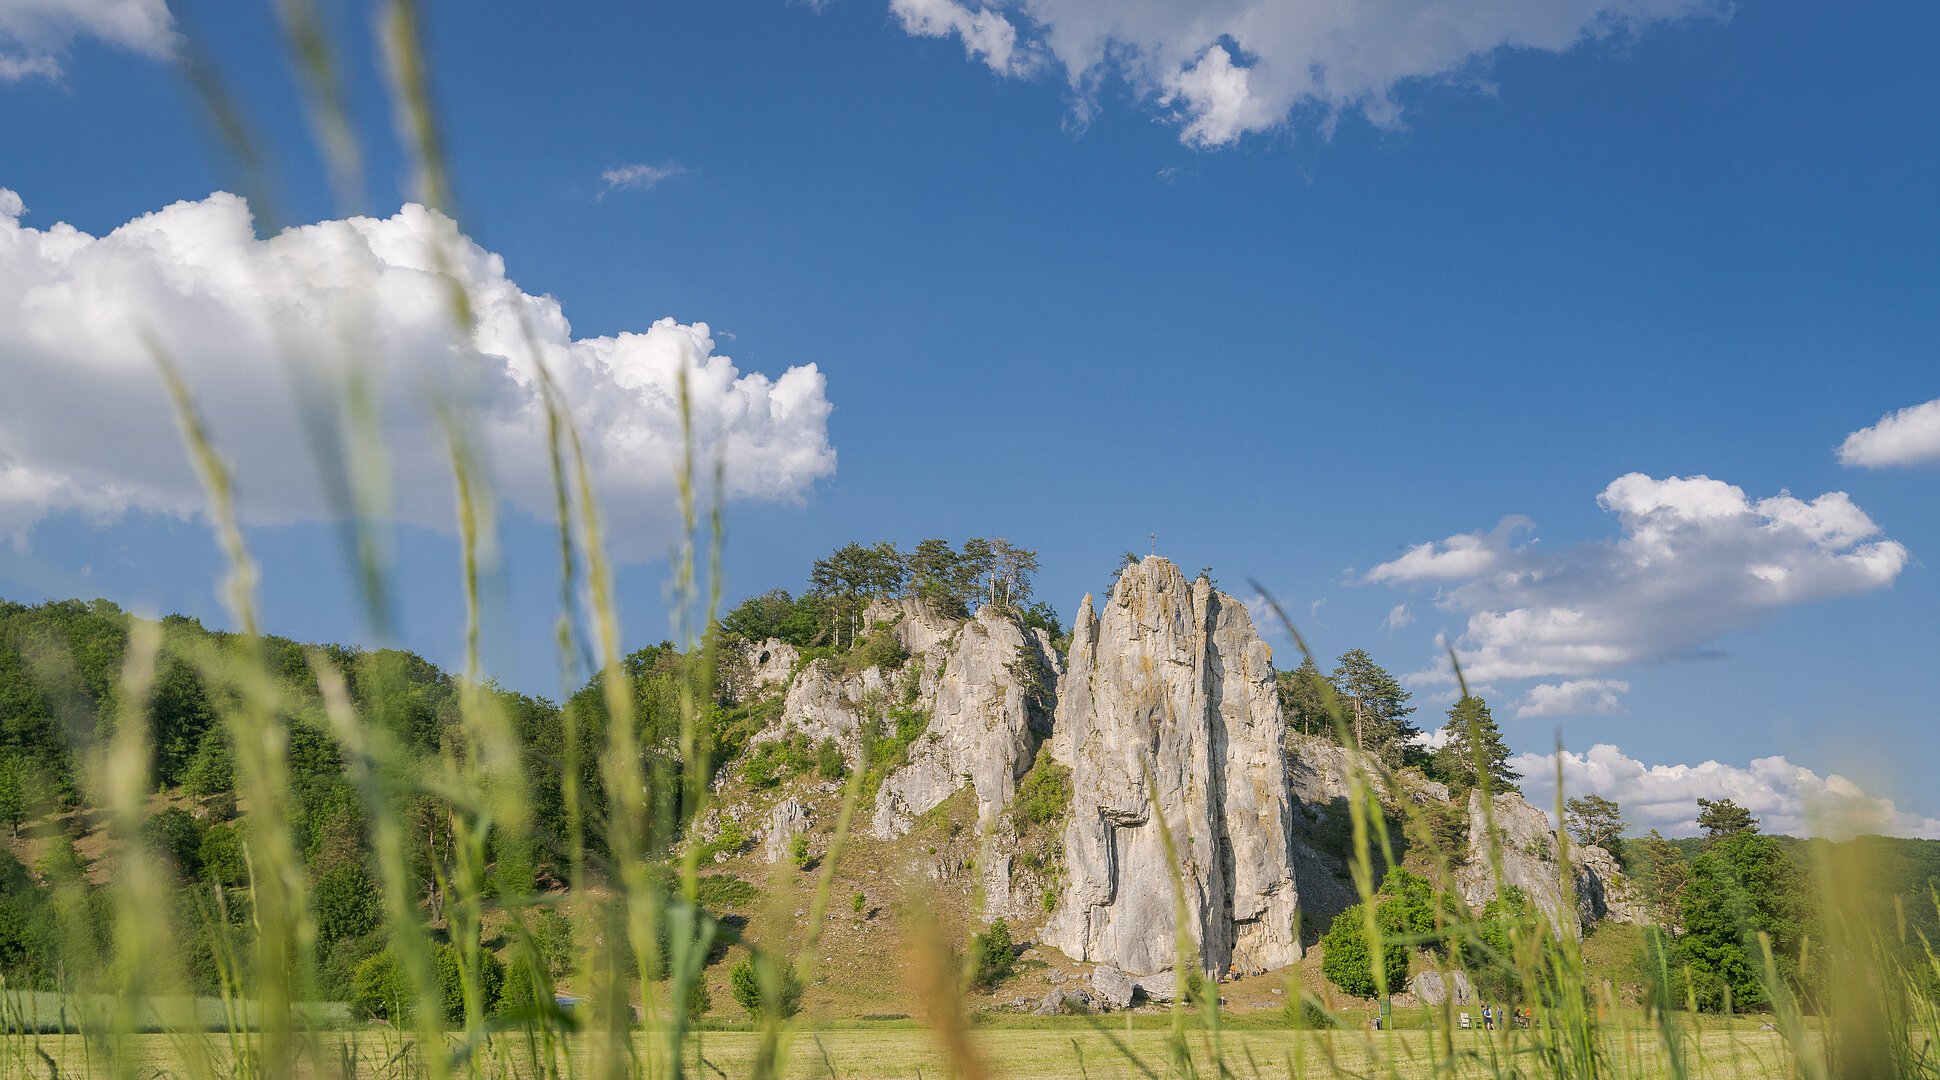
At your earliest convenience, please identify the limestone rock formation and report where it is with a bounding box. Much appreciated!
[763,798,812,864]
[1576,842,1644,924]
[1044,557,1300,979]
[1090,965,1136,1009]
[1457,789,1640,934]
[1409,969,1475,1006]
[865,595,960,657]
[755,658,898,763]
[739,638,798,692]
[871,604,1059,838]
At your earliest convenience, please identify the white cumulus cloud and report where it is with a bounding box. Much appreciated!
[1517,678,1628,718]
[1,0,174,81]
[1837,396,1940,468]
[873,0,1726,147]
[890,0,1034,76]
[1369,473,1908,683]
[1382,603,1414,631]
[0,188,836,556]
[1515,743,1940,840]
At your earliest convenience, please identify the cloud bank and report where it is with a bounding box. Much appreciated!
[0,189,836,555]
[1515,743,1940,840]
[881,0,1726,146]
[1369,474,1908,684]
[1,0,174,81]
[1838,396,1940,468]
[1517,678,1629,718]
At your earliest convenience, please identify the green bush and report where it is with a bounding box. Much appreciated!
[312,861,380,949]
[728,955,804,1019]
[198,822,247,885]
[530,907,574,978]
[1012,750,1071,828]
[700,819,752,862]
[351,942,505,1023]
[144,805,204,879]
[696,873,760,910]
[742,733,812,789]
[968,918,1016,989]
[350,949,408,1021]
[181,729,234,797]
[846,621,907,674]
[319,931,384,1003]
[1319,903,1409,999]
[813,738,846,780]
[1283,991,1337,1029]
[789,832,811,869]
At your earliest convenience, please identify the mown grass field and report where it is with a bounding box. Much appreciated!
[4,1019,1802,1080]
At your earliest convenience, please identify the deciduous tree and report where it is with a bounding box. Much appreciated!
[1566,794,1625,852]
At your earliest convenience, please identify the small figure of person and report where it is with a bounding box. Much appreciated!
[1482,1005,1492,1031]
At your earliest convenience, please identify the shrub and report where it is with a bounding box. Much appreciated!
[1319,903,1409,999]
[351,943,504,1023]
[789,832,811,869]
[729,955,804,1019]
[700,819,752,862]
[847,621,907,673]
[350,949,408,1021]
[813,738,846,781]
[530,907,574,978]
[743,733,812,789]
[1011,750,1071,829]
[320,932,384,1003]
[198,822,247,885]
[681,978,712,1020]
[968,918,1016,989]
[312,861,380,949]
[144,805,204,879]
[1283,991,1337,1029]
[696,874,760,910]
[181,730,234,797]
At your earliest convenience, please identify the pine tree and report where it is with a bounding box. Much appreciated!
[1329,650,1418,767]
[1696,798,1758,840]
[1276,657,1333,738]
[1431,694,1518,795]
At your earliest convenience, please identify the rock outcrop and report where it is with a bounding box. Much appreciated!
[763,798,812,863]
[1457,790,1639,934]
[755,658,898,763]
[1044,557,1300,979]
[1576,842,1643,924]
[1090,965,1137,1009]
[871,604,1059,838]
[738,638,799,693]
[1410,969,1475,1006]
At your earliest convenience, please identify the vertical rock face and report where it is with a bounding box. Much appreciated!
[1457,790,1639,935]
[1044,557,1300,978]
[763,798,812,863]
[764,659,893,761]
[871,605,1058,838]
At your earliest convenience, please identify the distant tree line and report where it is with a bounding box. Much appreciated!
[719,537,1061,651]
[1277,647,1518,798]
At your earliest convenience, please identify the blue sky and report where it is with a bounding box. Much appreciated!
[1,0,1936,835]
